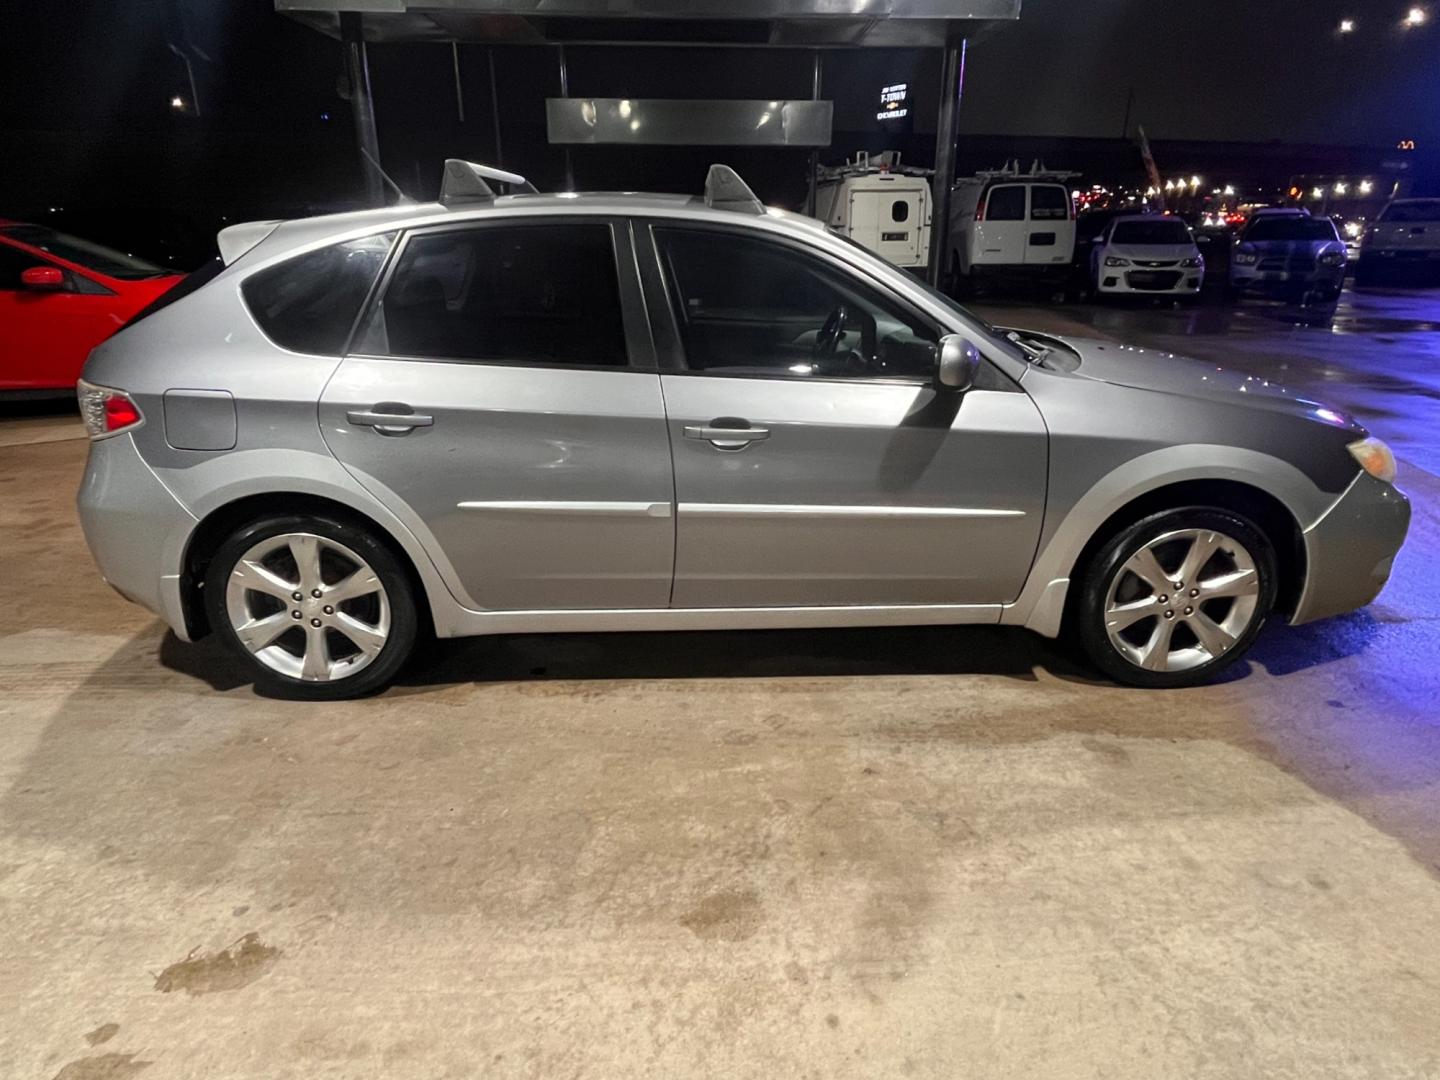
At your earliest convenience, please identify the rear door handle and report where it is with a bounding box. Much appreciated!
[684,418,771,451]
[347,404,434,437]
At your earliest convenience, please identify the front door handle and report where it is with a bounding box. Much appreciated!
[347,403,434,437]
[684,417,770,451]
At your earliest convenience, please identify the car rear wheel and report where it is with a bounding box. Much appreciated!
[204,513,419,700]
[1076,507,1277,688]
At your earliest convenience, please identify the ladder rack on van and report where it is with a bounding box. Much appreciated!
[962,160,1081,185]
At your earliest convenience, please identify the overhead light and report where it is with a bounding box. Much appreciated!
[1312,186,1324,199]
[1339,18,1356,32]
[1404,6,1427,26]
[1190,175,1201,188]
[1334,182,1348,194]
[1223,185,1235,196]
[1359,179,1374,194]
[170,95,186,110]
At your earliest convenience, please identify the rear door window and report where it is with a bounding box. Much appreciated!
[243,233,396,355]
[984,185,1026,222]
[1030,186,1070,221]
[358,223,628,368]
[1379,200,1440,223]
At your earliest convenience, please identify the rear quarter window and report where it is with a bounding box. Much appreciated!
[242,233,396,355]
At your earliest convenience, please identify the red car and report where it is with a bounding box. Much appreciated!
[1,221,184,392]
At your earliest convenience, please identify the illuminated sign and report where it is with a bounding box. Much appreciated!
[1397,139,1417,150]
[878,83,908,122]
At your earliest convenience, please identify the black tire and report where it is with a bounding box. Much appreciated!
[204,512,419,700]
[1076,507,1277,689]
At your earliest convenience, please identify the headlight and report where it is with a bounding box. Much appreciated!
[1234,252,1258,265]
[1348,437,1397,484]
[1182,257,1203,268]
[1319,251,1346,266]
[1104,256,1130,267]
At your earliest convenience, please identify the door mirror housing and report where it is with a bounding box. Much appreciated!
[20,266,64,290]
[936,334,982,392]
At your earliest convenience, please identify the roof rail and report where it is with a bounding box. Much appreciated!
[704,164,765,216]
[440,159,538,206]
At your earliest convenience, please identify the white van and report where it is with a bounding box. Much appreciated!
[815,152,933,269]
[948,165,1078,291]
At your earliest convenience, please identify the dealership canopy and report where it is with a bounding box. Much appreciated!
[276,0,1024,281]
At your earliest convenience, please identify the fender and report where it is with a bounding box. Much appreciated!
[1003,443,1330,637]
[152,448,475,638]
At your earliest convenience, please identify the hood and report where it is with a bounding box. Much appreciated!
[1106,244,1197,261]
[1026,332,1363,430]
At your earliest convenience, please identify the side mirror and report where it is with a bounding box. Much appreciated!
[936,334,982,392]
[1196,234,1213,245]
[20,266,64,290]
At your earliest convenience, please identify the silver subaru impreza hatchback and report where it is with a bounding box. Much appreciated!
[76,163,1410,699]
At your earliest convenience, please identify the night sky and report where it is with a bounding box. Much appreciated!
[1,0,1435,263]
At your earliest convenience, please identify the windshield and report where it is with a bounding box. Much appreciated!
[1111,220,1193,246]
[0,224,170,280]
[1244,218,1340,242]
[1379,200,1440,223]
[826,228,1029,365]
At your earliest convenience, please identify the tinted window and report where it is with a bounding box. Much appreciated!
[1379,200,1440,223]
[656,227,938,380]
[1244,218,1341,242]
[243,233,395,355]
[0,224,168,280]
[1030,185,1070,220]
[360,224,626,367]
[891,200,910,223]
[984,185,1026,221]
[1111,220,1192,245]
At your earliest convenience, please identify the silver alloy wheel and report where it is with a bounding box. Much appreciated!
[1103,527,1261,674]
[224,532,391,682]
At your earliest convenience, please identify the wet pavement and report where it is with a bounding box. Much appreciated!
[2,283,1440,1078]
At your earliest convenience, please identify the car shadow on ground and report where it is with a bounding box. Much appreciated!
[155,612,1377,698]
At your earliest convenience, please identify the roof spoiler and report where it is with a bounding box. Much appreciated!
[704,164,765,215]
[217,219,282,265]
[440,159,538,205]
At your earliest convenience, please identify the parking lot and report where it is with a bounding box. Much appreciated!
[3,282,1439,1079]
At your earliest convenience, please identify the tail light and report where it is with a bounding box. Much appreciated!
[77,379,144,439]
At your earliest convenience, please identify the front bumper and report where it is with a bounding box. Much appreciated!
[1096,268,1202,295]
[1292,470,1411,625]
[77,433,197,637]
[1231,264,1345,290]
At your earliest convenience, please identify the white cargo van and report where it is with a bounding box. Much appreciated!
[815,152,933,269]
[947,164,1078,291]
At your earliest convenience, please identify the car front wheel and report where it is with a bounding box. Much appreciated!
[1076,507,1277,688]
[204,513,419,700]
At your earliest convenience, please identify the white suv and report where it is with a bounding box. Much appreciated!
[1357,198,1440,286]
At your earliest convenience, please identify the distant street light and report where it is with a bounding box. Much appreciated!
[1404,6,1427,27]
[1339,17,1355,32]
[1334,182,1349,194]
[1360,179,1374,194]
[1311,186,1325,199]
[170,95,186,111]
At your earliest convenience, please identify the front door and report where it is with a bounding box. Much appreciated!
[320,219,675,612]
[643,223,1047,609]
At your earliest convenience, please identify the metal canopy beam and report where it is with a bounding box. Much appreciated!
[276,0,1021,47]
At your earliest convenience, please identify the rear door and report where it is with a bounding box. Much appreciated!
[318,218,675,612]
[850,181,927,267]
[973,184,1027,265]
[1024,183,1075,265]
